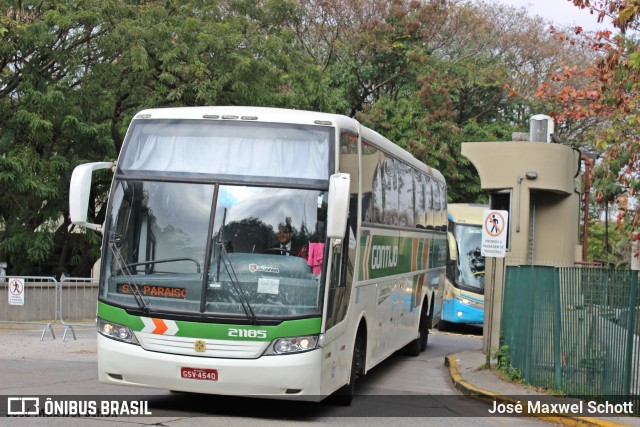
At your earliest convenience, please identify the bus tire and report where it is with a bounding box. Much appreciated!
[333,332,364,406]
[406,305,428,356]
[419,305,430,352]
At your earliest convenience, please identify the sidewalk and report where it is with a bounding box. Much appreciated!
[446,348,640,427]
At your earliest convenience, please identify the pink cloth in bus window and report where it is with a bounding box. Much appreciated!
[307,242,324,274]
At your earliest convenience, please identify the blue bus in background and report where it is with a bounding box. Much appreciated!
[438,203,486,330]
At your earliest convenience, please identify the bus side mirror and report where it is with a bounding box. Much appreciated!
[69,162,115,232]
[326,173,350,239]
[447,232,458,261]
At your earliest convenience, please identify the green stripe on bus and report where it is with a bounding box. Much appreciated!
[358,233,445,281]
[430,237,447,269]
[97,302,321,340]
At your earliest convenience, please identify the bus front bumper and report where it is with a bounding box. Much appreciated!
[97,334,323,400]
[442,298,484,324]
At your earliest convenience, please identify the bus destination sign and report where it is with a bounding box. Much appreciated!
[117,283,187,299]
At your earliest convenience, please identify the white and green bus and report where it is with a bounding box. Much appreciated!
[439,203,486,330]
[69,106,447,404]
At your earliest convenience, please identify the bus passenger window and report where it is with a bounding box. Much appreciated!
[397,162,414,227]
[439,181,447,230]
[414,171,426,228]
[382,157,398,226]
[361,141,382,224]
[432,179,443,229]
[424,175,433,228]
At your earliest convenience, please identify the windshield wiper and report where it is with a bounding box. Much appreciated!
[109,234,150,313]
[214,241,257,324]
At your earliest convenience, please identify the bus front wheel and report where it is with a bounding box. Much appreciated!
[333,333,364,406]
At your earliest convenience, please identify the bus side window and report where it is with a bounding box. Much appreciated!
[424,175,433,228]
[362,141,383,224]
[397,161,414,228]
[414,171,426,228]
[439,181,447,231]
[431,178,441,229]
[382,156,398,226]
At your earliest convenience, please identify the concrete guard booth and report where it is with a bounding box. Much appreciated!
[461,132,583,358]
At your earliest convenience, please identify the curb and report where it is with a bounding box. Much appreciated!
[445,352,630,427]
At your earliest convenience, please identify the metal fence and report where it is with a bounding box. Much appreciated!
[501,265,640,409]
[59,277,99,341]
[0,276,98,341]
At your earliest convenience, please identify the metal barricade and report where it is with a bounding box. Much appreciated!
[58,277,98,341]
[502,265,640,411]
[0,276,57,340]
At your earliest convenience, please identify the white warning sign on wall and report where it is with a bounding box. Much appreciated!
[8,277,25,306]
[481,210,509,258]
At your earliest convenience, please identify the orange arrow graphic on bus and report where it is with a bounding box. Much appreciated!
[141,317,179,335]
[152,318,168,334]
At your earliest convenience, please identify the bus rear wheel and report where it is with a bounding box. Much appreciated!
[406,307,428,356]
[419,308,430,352]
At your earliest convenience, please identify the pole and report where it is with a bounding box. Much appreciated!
[580,155,592,262]
[623,273,637,398]
[605,200,610,253]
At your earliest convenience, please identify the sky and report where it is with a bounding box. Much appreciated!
[496,0,613,32]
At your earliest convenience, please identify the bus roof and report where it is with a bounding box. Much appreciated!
[133,106,445,183]
[135,106,354,127]
[447,203,488,225]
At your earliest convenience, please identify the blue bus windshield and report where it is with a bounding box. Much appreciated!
[454,224,485,291]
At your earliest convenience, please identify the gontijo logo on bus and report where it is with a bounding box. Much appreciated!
[370,245,398,269]
[359,233,432,281]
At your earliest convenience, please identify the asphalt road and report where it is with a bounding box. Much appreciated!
[0,324,554,426]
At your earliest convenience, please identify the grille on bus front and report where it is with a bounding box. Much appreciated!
[136,333,269,358]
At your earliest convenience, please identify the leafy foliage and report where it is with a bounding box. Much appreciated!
[587,219,635,268]
[0,0,597,275]
[492,343,524,383]
[536,0,640,260]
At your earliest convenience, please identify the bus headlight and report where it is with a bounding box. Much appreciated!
[97,318,140,345]
[454,296,477,306]
[264,334,323,355]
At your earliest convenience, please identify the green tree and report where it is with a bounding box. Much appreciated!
[0,0,600,275]
[0,0,303,276]
[0,0,117,275]
[538,0,640,259]
[587,219,634,268]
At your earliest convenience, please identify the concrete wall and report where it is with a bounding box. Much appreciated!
[533,192,580,266]
[0,280,97,323]
[461,140,584,359]
[461,141,582,267]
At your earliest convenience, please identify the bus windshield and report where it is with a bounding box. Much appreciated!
[103,180,327,320]
[454,224,485,292]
